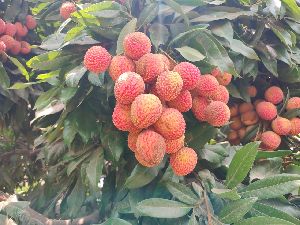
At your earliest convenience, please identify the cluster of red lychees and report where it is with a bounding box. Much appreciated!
[228,85,300,151]
[0,16,36,56]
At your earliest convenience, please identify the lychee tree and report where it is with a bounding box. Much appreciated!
[1,0,300,225]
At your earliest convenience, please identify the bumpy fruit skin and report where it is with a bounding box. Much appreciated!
[264,86,284,104]
[123,32,151,60]
[166,135,185,154]
[230,116,243,130]
[26,15,37,30]
[136,53,168,83]
[0,19,5,34]
[211,67,222,78]
[239,102,254,114]
[156,71,183,101]
[154,108,186,140]
[192,96,209,121]
[0,35,15,50]
[15,22,28,37]
[135,130,166,167]
[290,118,300,136]
[205,101,230,127]
[10,40,21,55]
[131,94,163,129]
[217,72,232,86]
[241,111,259,126]
[60,2,76,20]
[158,54,172,70]
[112,103,140,132]
[114,72,145,105]
[286,97,300,111]
[256,101,277,121]
[194,75,219,97]
[84,46,112,74]
[20,41,31,54]
[208,85,229,103]
[5,23,16,37]
[247,85,257,97]
[170,147,197,176]
[108,55,135,81]
[230,104,239,117]
[173,62,201,90]
[128,132,139,152]
[271,117,291,136]
[168,90,192,113]
[260,131,281,151]
[0,41,6,52]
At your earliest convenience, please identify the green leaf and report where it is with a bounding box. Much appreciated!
[211,188,241,200]
[251,202,300,225]
[239,174,300,199]
[86,149,104,191]
[7,56,29,80]
[9,81,43,90]
[0,62,9,89]
[218,197,257,224]
[66,176,85,217]
[116,18,137,55]
[125,165,159,189]
[162,0,189,26]
[234,216,295,225]
[149,23,170,49]
[63,118,77,147]
[67,152,91,176]
[230,39,259,60]
[137,3,159,29]
[256,150,292,160]
[165,182,199,205]
[270,23,294,47]
[250,158,283,181]
[65,26,85,42]
[40,33,65,50]
[175,46,205,62]
[34,86,61,110]
[282,0,300,20]
[65,65,87,87]
[136,198,192,218]
[225,142,259,188]
[99,218,132,225]
[88,73,104,86]
[197,144,229,167]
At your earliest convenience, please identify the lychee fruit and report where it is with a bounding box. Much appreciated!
[60,2,76,20]
[241,111,259,126]
[230,116,243,130]
[167,90,192,113]
[0,41,6,53]
[286,97,300,111]
[191,96,209,122]
[264,86,284,104]
[165,135,185,154]
[0,35,15,50]
[135,130,166,167]
[128,132,139,152]
[238,127,246,139]
[256,101,277,121]
[247,85,257,97]
[114,72,145,105]
[136,53,168,83]
[5,23,16,37]
[228,130,238,140]
[193,74,219,97]
[108,55,135,81]
[290,118,300,136]
[15,22,28,37]
[20,41,31,54]
[25,15,37,30]
[0,19,5,34]
[131,94,163,129]
[260,131,281,151]
[211,69,232,86]
[208,85,229,104]
[271,117,291,136]
[84,46,112,74]
[170,147,197,176]
[230,104,239,117]
[173,62,201,90]
[155,71,183,101]
[112,103,140,133]
[10,40,21,55]
[158,54,172,70]
[154,108,186,140]
[239,102,254,114]
[123,32,151,60]
[205,101,230,127]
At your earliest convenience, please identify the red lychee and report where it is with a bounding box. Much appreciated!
[205,101,230,127]
[173,62,201,90]
[264,86,284,105]
[170,147,197,176]
[123,32,151,60]
[256,101,277,121]
[108,55,135,81]
[167,90,192,113]
[60,2,76,20]
[84,46,112,74]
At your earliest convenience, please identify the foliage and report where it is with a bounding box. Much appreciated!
[0,0,300,224]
